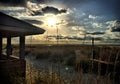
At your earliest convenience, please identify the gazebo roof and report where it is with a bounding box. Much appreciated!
[0,12,45,37]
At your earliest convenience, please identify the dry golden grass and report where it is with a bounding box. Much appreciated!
[13,44,120,84]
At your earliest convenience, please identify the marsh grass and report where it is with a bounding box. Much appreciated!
[26,62,66,84]
[25,45,120,84]
[9,74,26,84]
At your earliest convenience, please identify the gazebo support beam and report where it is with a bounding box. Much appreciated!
[19,36,25,59]
[0,37,2,59]
[7,37,12,58]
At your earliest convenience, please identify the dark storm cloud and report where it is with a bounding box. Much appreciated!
[41,6,67,15]
[110,38,120,40]
[93,37,103,40]
[84,36,103,40]
[29,6,67,16]
[35,0,120,19]
[46,35,64,39]
[0,0,26,6]
[86,32,105,35]
[23,19,43,25]
[31,10,43,16]
[111,20,120,32]
[111,27,120,32]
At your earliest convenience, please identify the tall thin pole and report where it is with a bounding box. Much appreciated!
[91,37,94,70]
[56,25,61,83]
[92,37,95,58]
[56,25,59,45]
[83,34,86,45]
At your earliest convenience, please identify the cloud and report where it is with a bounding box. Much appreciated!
[106,20,120,32]
[92,23,103,28]
[26,1,67,16]
[104,20,120,40]
[104,30,119,40]
[41,6,67,15]
[111,27,120,32]
[30,10,43,16]
[1,0,119,43]
[71,26,85,31]
[0,0,26,6]
[88,15,97,19]
[23,19,43,25]
[45,34,66,40]
[86,31,105,35]
[27,1,43,11]
[0,7,31,18]
[93,37,103,40]
[106,20,119,28]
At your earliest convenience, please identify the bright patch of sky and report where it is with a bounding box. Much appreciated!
[0,0,120,44]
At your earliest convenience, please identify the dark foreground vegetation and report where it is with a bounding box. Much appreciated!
[12,44,120,84]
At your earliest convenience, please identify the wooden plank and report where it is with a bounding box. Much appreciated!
[0,59,26,84]
[90,59,114,65]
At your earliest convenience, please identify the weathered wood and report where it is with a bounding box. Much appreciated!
[19,36,25,59]
[0,37,2,59]
[90,59,114,65]
[7,37,12,58]
[0,58,26,84]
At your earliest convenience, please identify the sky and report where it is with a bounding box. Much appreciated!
[0,0,120,44]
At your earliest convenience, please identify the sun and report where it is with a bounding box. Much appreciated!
[47,17,57,26]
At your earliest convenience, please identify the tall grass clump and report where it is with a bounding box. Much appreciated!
[25,45,120,84]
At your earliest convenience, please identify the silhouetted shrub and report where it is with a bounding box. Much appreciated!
[49,53,63,63]
[64,55,75,66]
[36,51,51,59]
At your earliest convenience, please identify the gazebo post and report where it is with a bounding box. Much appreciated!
[19,36,25,59]
[0,37,2,59]
[7,37,12,58]
[0,12,45,84]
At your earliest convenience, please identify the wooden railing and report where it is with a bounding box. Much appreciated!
[0,54,26,84]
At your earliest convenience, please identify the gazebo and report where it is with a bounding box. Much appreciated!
[0,12,45,83]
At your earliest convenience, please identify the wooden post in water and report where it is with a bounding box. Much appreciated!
[19,36,25,59]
